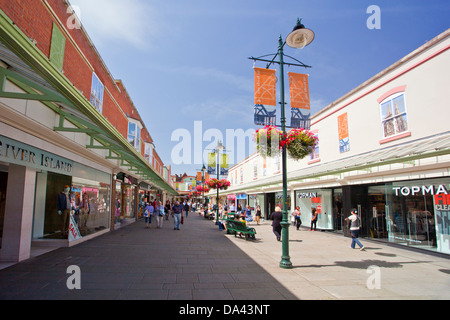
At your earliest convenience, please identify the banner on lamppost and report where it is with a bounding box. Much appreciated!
[220,154,229,176]
[254,104,276,126]
[289,72,311,129]
[196,172,203,186]
[254,67,277,126]
[289,73,310,109]
[207,152,216,175]
[290,107,311,130]
[254,67,277,106]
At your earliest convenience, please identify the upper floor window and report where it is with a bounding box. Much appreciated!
[144,142,154,164]
[90,73,104,113]
[127,120,141,152]
[380,92,408,139]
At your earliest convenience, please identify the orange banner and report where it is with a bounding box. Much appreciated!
[289,73,310,109]
[254,67,277,106]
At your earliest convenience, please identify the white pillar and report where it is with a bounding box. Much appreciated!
[1,164,36,262]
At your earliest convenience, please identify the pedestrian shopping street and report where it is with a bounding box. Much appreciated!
[1,213,449,300]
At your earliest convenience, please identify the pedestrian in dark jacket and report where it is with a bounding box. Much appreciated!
[270,206,283,241]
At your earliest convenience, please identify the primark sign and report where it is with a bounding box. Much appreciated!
[393,184,450,196]
[0,135,73,175]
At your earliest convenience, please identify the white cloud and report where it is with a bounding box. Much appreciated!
[69,0,162,50]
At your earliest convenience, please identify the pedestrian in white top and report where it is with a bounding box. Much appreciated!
[345,209,365,251]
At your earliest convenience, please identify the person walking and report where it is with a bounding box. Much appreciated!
[172,201,183,230]
[164,200,171,220]
[183,201,190,218]
[310,207,318,231]
[255,205,262,225]
[292,206,302,230]
[346,209,365,250]
[270,206,283,241]
[144,202,153,228]
[245,205,253,223]
[156,201,165,229]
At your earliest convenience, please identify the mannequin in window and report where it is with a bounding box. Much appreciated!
[57,185,72,238]
[80,192,90,235]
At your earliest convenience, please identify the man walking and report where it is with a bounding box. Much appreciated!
[172,201,183,230]
[183,201,190,218]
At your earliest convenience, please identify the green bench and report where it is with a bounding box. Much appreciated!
[225,219,256,240]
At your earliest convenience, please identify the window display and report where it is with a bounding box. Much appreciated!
[387,180,439,251]
[295,189,333,230]
[33,164,111,241]
[71,179,110,238]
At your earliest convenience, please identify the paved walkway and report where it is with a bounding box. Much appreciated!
[0,213,449,300]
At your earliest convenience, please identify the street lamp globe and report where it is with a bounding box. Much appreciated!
[286,18,315,49]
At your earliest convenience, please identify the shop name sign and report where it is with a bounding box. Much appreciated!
[297,192,318,198]
[0,136,73,175]
[393,184,450,197]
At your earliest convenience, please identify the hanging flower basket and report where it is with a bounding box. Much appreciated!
[195,185,210,193]
[253,125,285,158]
[206,178,231,190]
[283,128,318,160]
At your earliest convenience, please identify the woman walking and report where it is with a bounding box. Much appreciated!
[144,202,153,228]
[292,206,302,230]
[255,205,262,225]
[310,208,318,231]
[156,201,165,228]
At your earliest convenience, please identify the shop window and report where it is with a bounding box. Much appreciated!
[387,180,439,252]
[379,92,409,141]
[90,73,104,113]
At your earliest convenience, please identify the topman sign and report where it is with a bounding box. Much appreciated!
[0,135,73,175]
[393,184,450,196]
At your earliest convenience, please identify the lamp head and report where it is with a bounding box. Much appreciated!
[286,18,315,49]
[216,140,225,151]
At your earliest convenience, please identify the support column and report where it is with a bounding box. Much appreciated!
[1,164,36,262]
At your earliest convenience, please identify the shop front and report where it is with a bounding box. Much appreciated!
[264,192,291,220]
[115,172,138,225]
[31,155,111,243]
[236,193,247,212]
[248,194,265,219]
[294,177,450,255]
[0,134,112,262]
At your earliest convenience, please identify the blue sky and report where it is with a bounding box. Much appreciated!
[70,0,449,177]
